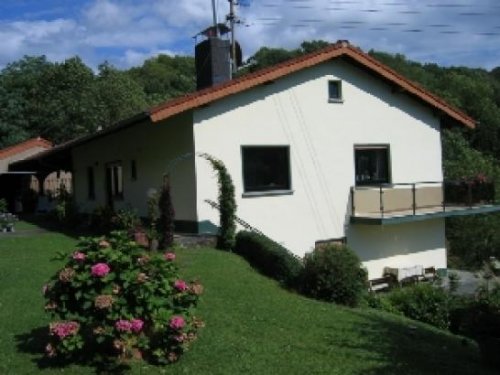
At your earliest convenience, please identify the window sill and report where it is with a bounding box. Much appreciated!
[328,98,344,104]
[242,190,294,198]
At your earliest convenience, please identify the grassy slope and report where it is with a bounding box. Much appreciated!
[171,249,494,375]
[0,225,496,374]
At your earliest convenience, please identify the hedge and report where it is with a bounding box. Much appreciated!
[234,231,303,288]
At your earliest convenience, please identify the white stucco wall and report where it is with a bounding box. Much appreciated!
[346,219,446,278]
[193,59,445,277]
[72,113,197,221]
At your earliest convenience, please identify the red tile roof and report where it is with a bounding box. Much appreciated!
[0,137,52,159]
[149,40,476,128]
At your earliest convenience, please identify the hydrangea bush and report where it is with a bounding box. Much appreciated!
[43,231,203,364]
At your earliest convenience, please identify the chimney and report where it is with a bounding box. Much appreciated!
[195,36,231,90]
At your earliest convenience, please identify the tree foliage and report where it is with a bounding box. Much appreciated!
[126,54,195,105]
[0,56,147,148]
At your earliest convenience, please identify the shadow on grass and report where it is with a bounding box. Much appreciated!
[15,326,131,374]
[332,310,496,375]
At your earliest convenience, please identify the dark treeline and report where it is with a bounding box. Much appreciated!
[1,41,499,269]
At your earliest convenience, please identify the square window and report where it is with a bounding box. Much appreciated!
[242,146,291,193]
[355,146,391,185]
[328,80,342,102]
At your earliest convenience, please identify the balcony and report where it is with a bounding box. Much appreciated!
[350,180,500,225]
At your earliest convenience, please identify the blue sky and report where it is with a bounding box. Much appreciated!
[0,0,499,70]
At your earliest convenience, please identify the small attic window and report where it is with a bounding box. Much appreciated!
[328,80,343,103]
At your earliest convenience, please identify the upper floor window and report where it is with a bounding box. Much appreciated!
[242,146,291,194]
[328,80,343,102]
[355,146,391,185]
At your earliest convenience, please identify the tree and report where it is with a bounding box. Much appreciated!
[126,54,195,105]
[96,62,148,127]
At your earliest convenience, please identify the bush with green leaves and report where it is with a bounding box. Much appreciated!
[301,245,367,307]
[234,231,303,288]
[112,208,140,232]
[386,283,450,329]
[43,231,203,364]
[0,198,7,213]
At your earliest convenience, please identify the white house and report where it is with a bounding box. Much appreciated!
[13,41,500,279]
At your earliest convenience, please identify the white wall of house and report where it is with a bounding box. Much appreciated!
[346,219,446,278]
[193,59,444,278]
[72,113,197,221]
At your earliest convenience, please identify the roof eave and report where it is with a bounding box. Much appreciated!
[149,43,476,130]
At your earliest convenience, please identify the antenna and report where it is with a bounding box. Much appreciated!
[228,0,237,74]
[211,0,219,37]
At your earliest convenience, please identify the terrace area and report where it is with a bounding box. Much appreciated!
[350,180,500,225]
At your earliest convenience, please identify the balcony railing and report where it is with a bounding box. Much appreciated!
[351,180,496,220]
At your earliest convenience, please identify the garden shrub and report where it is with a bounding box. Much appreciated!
[158,179,175,250]
[43,231,203,364]
[0,198,7,213]
[301,244,367,307]
[362,293,401,315]
[234,231,303,287]
[386,283,450,329]
[112,208,140,232]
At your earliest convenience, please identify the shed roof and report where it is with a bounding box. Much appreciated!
[0,137,52,160]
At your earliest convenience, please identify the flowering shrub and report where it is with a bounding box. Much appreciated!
[43,231,203,364]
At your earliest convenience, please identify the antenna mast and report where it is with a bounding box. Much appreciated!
[211,0,219,37]
[228,0,237,74]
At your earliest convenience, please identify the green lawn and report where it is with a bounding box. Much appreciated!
[0,223,496,374]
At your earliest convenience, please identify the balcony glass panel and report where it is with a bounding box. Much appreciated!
[351,180,500,224]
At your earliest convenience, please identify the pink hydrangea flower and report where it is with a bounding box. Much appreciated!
[72,251,86,261]
[115,320,133,332]
[130,319,144,333]
[164,252,176,261]
[50,321,80,339]
[174,279,188,292]
[169,316,185,330]
[91,263,111,277]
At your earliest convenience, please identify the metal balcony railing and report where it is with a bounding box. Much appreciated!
[351,180,496,218]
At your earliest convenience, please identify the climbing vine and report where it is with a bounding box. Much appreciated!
[201,154,237,251]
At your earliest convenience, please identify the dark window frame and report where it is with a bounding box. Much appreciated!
[328,80,343,103]
[105,161,124,200]
[131,160,137,181]
[354,145,391,186]
[241,145,292,196]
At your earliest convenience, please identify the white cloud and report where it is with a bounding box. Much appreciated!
[0,0,498,70]
[121,48,178,67]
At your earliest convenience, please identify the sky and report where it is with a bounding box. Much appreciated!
[0,0,499,71]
